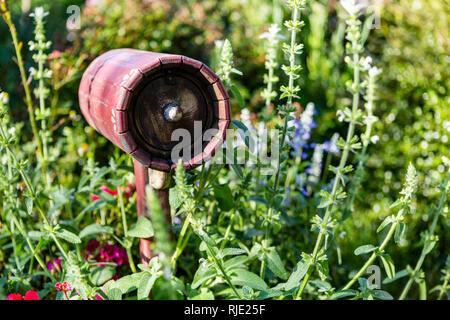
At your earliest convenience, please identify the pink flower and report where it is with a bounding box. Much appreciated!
[98,243,128,266]
[86,240,100,255]
[55,282,72,300]
[123,182,136,199]
[23,291,39,300]
[7,293,22,300]
[62,282,72,292]
[99,185,118,196]
[92,185,118,202]
[95,294,103,300]
[47,258,62,271]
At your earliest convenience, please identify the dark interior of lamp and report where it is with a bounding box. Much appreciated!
[128,65,215,160]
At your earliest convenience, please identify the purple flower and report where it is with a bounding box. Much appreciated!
[47,258,62,271]
[173,216,182,225]
[322,134,340,155]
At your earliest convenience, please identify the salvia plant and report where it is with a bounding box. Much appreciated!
[0,0,448,301]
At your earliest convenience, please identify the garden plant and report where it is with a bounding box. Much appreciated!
[0,0,448,301]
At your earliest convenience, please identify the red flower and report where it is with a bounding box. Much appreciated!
[99,185,118,196]
[23,291,39,300]
[92,185,118,202]
[55,281,72,300]
[7,293,22,300]
[123,182,136,199]
[62,282,71,292]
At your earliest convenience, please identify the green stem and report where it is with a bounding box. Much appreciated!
[261,6,300,279]
[37,44,50,186]
[0,119,70,262]
[399,175,449,299]
[0,2,43,161]
[437,274,448,300]
[204,239,242,299]
[343,220,398,290]
[11,216,55,281]
[296,28,361,300]
[117,186,136,273]
[220,212,236,250]
[171,212,192,269]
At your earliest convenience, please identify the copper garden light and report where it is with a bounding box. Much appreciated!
[78,49,230,265]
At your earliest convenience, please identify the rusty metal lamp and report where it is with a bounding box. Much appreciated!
[78,49,230,265]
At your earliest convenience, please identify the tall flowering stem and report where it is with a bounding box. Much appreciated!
[399,171,449,299]
[342,58,381,219]
[296,1,367,298]
[0,1,43,160]
[341,163,418,291]
[260,24,281,120]
[260,0,306,279]
[0,96,70,262]
[29,7,53,185]
[173,161,242,299]
[0,91,54,280]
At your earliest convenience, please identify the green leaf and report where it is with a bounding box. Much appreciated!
[330,289,359,300]
[231,119,254,150]
[224,256,248,271]
[285,259,310,291]
[316,260,329,281]
[230,164,244,179]
[107,288,122,300]
[75,200,107,223]
[382,268,409,284]
[377,215,394,233]
[394,222,405,243]
[192,263,216,289]
[112,274,142,294]
[231,119,249,134]
[423,239,437,255]
[230,84,245,108]
[137,273,157,300]
[379,254,395,279]
[109,177,126,188]
[354,244,377,256]
[89,266,115,286]
[213,185,234,212]
[264,249,288,280]
[222,248,247,257]
[187,287,215,300]
[54,228,81,244]
[128,216,154,238]
[169,187,183,210]
[25,197,33,215]
[230,269,268,291]
[371,290,393,300]
[79,224,113,239]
